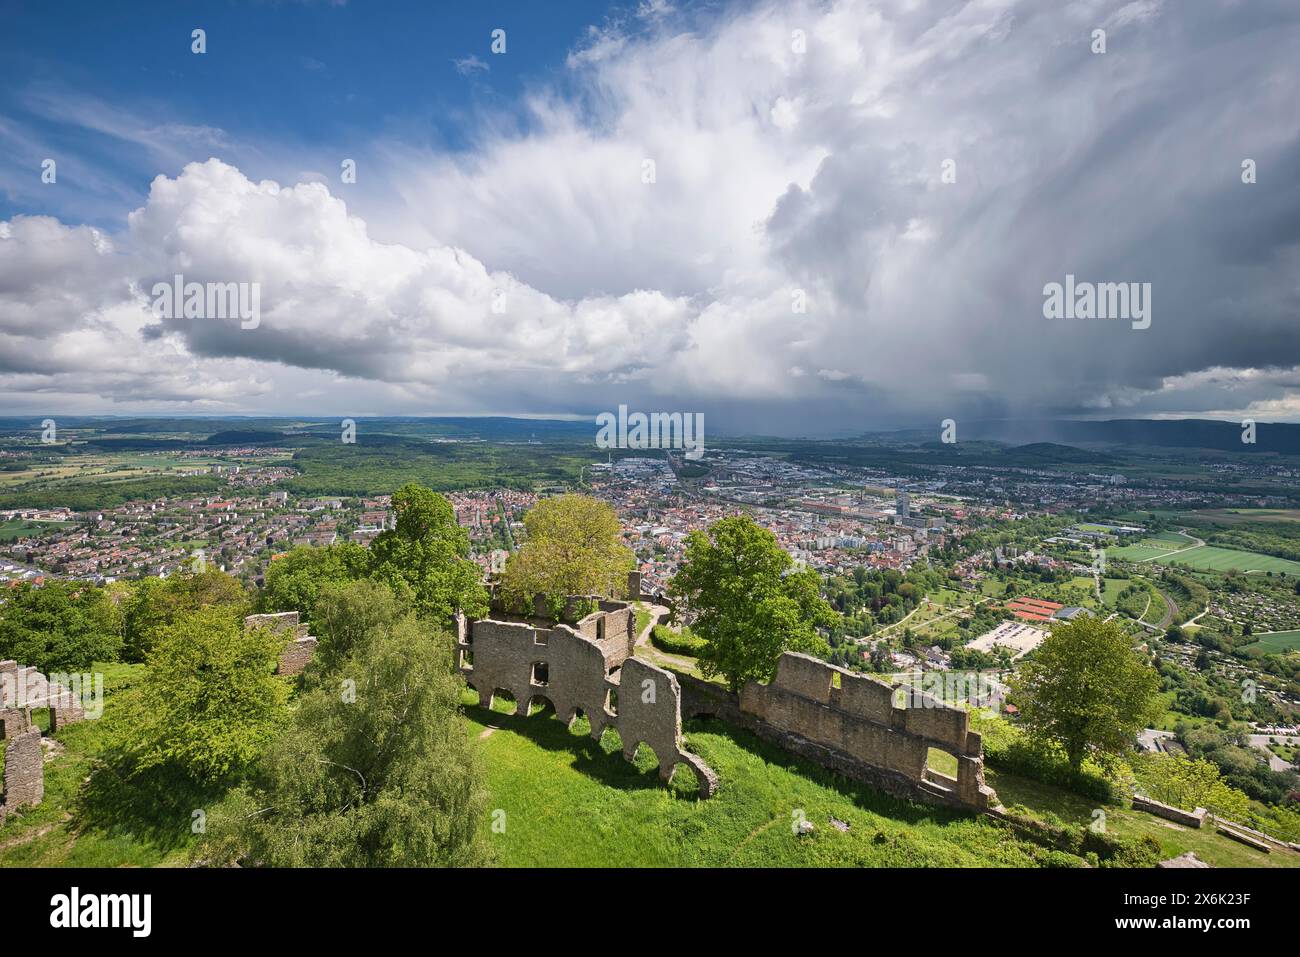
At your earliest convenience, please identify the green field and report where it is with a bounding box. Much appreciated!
[1110,543,1182,562]
[1241,630,1300,654]
[1112,541,1300,575]
[1163,545,1300,575]
[5,665,1296,869]
[0,519,69,542]
[1148,531,1196,544]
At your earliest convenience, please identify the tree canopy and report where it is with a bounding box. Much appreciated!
[669,515,837,692]
[1010,616,1161,772]
[499,494,635,613]
[0,580,122,673]
[122,568,250,662]
[259,542,371,625]
[368,483,488,622]
[117,606,290,785]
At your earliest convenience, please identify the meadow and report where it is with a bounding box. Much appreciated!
[1112,539,1300,575]
[1241,630,1300,654]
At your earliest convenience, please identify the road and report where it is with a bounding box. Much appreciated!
[1247,734,1300,772]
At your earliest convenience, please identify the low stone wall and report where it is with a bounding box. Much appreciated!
[0,659,89,820]
[1,728,44,817]
[459,606,717,797]
[1131,795,1207,828]
[679,653,996,812]
[245,612,319,677]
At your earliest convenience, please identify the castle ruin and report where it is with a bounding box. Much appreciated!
[680,652,996,811]
[456,601,718,797]
[0,660,87,821]
[245,611,319,676]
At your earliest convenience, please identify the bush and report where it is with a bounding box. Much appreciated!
[651,624,706,657]
[1129,753,1252,821]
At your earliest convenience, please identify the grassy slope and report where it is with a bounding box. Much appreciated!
[1240,630,1300,653]
[987,770,1300,869]
[468,695,1062,867]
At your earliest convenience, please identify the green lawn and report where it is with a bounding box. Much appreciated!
[0,519,69,542]
[1110,544,1177,562]
[12,662,1291,869]
[466,694,1067,867]
[1164,546,1300,575]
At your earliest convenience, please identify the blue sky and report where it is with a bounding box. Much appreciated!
[2,0,1299,432]
[0,0,642,224]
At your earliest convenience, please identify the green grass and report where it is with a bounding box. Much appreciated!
[465,693,1074,867]
[0,519,70,542]
[1110,544,1177,562]
[1148,531,1196,544]
[1112,541,1300,575]
[1240,630,1300,654]
[1099,578,1129,607]
[1164,545,1300,575]
[633,603,652,638]
[986,770,1300,869]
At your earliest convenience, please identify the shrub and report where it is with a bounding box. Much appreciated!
[972,709,1121,802]
[651,624,707,657]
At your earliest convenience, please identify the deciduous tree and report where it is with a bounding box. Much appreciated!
[1010,616,1161,772]
[499,494,635,614]
[669,515,837,692]
[368,483,488,623]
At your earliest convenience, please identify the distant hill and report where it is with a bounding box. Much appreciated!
[1001,442,1122,465]
[958,419,1300,454]
[205,430,288,445]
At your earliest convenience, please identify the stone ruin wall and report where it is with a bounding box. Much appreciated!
[681,652,995,812]
[245,611,319,676]
[0,659,87,820]
[457,603,718,797]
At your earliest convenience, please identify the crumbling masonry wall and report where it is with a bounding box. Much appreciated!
[245,612,319,676]
[0,659,87,820]
[457,604,717,797]
[681,652,995,811]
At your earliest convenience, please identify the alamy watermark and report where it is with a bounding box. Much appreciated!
[891,670,1002,717]
[151,274,261,329]
[596,404,704,460]
[1042,274,1150,330]
[0,669,104,720]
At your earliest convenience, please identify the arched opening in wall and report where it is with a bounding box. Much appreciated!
[624,739,661,776]
[490,688,517,716]
[31,707,50,735]
[458,646,473,670]
[527,694,555,718]
[667,760,703,798]
[924,747,960,788]
[567,706,589,735]
[605,688,618,717]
